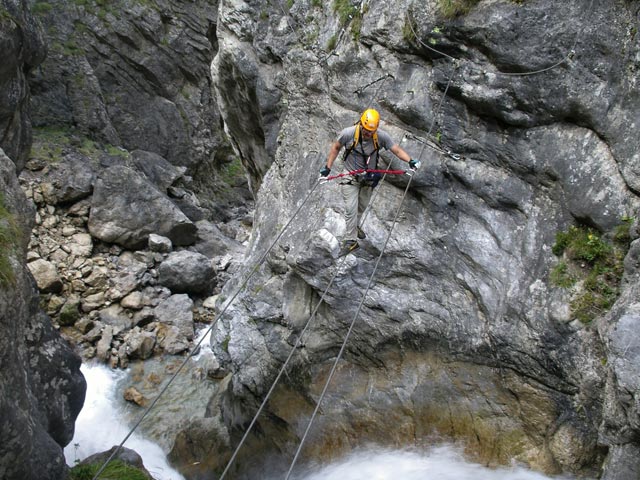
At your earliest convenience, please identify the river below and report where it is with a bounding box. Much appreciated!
[65,360,587,480]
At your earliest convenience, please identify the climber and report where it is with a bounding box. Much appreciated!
[320,108,420,255]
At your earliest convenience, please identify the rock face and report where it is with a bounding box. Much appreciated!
[0,146,85,479]
[4,0,640,479]
[0,0,46,171]
[0,3,86,480]
[165,0,640,478]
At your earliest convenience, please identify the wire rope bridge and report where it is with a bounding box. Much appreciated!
[90,0,596,477]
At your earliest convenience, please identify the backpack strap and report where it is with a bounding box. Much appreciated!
[342,123,379,165]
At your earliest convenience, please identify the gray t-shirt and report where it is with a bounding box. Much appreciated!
[336,126,395,171]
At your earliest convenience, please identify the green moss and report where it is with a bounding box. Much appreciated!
[31,126,71,163]
[551,223,629,324]
[0,193,21,287]
[106,145,130,158]
[220,157,245,184]
[332,0,358,27]
[32,2,53,15]
[326,34,338,51]
[32,126,128,164]
[68,460,150,480]
[437,0,481,18]
[549,261,576,288]
[402,17,417,44]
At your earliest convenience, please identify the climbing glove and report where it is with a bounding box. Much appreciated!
[409,159,421,170]
[320,166,331,177]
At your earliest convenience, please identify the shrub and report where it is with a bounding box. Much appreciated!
[550,222,631,324]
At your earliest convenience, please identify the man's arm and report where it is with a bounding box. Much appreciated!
[390,144,411,163]
[326,140,342,169]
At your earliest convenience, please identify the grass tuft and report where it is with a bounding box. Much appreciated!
[550,222,631,324]
[0,193,21,287]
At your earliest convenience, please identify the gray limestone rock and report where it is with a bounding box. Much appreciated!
[88,165,197,249]
[158,250,216,294]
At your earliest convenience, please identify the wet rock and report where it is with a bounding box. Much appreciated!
[96,325,114,362]
[124,386,148,407]
[79,446,152,478]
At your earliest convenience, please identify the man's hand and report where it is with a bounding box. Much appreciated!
[409,159,421,170]
[320,166,331,177]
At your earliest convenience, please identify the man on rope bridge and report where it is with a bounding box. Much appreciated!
[320,108,421,256]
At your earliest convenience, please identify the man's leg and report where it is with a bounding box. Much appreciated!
[358,185,372,218]
[341,181,359,240]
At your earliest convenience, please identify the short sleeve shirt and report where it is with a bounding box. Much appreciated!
[336,126,396,171]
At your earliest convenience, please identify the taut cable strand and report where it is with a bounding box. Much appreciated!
[91,176,322,480]
[284,171,417,480]
[218,252,351,480]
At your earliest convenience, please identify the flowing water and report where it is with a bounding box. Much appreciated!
[63,363,187,480]
[297,447,580,480]
[66,341,586,480]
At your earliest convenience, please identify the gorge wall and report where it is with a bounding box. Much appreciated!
[2,0,640,480]
[0,2,85,479]
[192,0,640,479]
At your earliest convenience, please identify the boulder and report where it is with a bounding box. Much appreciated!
[154,293,195,341]
[88,165,197,249]
[131,150,186,192]
[148,233,172,254]
[158,250,215,294]
[124,329,156,360]
[27,258,63,293]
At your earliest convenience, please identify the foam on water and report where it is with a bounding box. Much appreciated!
[67,363,588,480]
[299,447,580,480]
[64,363,185,480]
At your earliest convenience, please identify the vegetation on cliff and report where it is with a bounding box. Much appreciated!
[0,193,21,286]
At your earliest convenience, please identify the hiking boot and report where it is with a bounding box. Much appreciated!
[339,239,359,256]
[357,227,366,239]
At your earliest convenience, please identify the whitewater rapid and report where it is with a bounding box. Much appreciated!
[63,363,186,480]
[67,362,587,480]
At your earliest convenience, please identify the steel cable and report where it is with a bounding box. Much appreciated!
[91,173,323,480]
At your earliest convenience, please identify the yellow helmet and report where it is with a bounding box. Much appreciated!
[360,108,380,132]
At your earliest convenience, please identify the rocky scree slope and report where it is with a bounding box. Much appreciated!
[171,0,640,479]
[20,0,258,373]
